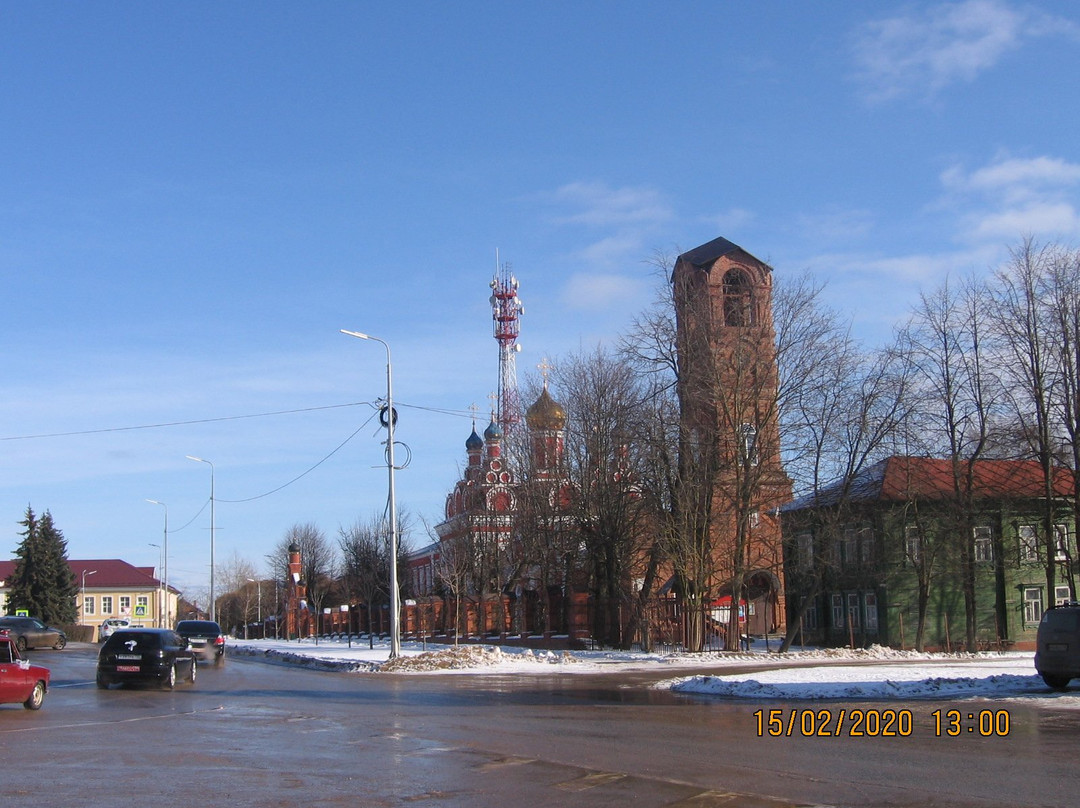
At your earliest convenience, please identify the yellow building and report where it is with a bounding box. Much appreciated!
[0,558,179,638]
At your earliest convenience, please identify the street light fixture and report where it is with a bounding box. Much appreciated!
[146,499,168,627]
[185,456,216,623]
[80,569,97,624]
[340,328,401,658]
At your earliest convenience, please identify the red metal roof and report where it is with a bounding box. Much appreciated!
[0,559,170,590]
[784,456,1075,511]
[876,456,1074,501]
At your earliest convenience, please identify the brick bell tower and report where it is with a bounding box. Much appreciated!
[286,541,309,639]
[672,237,791,637]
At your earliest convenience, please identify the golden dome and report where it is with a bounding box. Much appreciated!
[526,386,566,431]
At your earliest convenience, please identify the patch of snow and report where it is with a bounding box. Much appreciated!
[226,637,1080,707]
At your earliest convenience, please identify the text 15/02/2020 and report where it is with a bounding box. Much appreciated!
[754,708,1011,738]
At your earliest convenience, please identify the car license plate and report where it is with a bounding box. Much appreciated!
[1048,643,1069,652]
[117,654,141,660]
[117,665,140,672]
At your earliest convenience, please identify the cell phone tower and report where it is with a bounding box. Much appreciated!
[490,255,524,432]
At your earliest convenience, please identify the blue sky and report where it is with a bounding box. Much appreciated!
[3,1,1079,598]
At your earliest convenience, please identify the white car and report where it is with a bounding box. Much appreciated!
[99,618,131,640]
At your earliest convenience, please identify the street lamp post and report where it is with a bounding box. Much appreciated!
[148,543,162,625]
[185,456,216,623]
[246,577,262,639]
[146,499,168,626]
[80,569,97,624]
[340,329,401,658]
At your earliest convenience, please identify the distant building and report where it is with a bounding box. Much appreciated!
[0,558,178,637]
[406,379,580,639]
[781,456,1076,651]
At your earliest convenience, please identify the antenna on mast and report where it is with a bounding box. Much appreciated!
[490,252,523,432]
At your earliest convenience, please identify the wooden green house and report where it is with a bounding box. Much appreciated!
[780,456,1076,651]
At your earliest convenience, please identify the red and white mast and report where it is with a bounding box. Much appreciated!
[489,254,524,432]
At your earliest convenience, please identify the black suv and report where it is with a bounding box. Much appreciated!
[175,620,226,666]
[1035,603,1080,689]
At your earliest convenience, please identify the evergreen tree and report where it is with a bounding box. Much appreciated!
[7,506,78,624]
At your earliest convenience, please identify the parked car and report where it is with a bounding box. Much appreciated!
[99,617,131,640]
[0,630,50,709]
[1035,603,1080,689]
[0,617,67,652]
[175,620,226,666]
[96,628,196,690]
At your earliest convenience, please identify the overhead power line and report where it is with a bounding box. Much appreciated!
[0,400,475,442]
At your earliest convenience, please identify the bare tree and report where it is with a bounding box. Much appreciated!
[553,346,658,649]
[267,523,338,630]
[993,239,1080,604]
[898,273,1002,649]
[1044,243,1080,600]
[777,301,911,652]
[434,533,472,644]
[339,515,389,636]
[215,550,259,635]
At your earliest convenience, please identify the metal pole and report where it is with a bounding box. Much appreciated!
[147,500,168,626]
[341,329,401,658]
[81,569,97,624]
[186,456,216,623]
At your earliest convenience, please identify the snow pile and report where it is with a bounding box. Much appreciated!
[662,655,1053,701]
[232,643,382,673]
[378,645,579,673]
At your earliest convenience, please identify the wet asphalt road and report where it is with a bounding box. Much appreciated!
[1,643,1077,807]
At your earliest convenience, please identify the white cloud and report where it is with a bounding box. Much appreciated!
[702,207,756,233]
[940,153,1080,242]
[548,181,673,228]
[806,246,999,285]
[796,208,875,242]
[943,155,1080,200]
[561,272,650,312]
[851,0,1070,102]
[967,201,1080,240]
[572,233,646,269]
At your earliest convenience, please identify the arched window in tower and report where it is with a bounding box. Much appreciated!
[722,269,753,327]
[740,422,759,466]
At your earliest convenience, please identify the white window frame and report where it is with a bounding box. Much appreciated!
[796,533,813,569]
[847,593,861,630]
[83,596,95,616]
[803,597,819,630]
[859,527,874,565]
[864,592,878,631]
[1019,524,1039,562]
[740,423,759,466]
[842,527,857,567]
[102,595,113,614]
[1023,587,1044,624]
[1055,524,1070,561]
[831,594,844,628]
[1055,585,1072,606]
[905,526,921,564]
[974,526,993,563]
[119,595,131,615]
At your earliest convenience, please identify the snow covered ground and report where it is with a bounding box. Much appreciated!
[227,636,1080,707]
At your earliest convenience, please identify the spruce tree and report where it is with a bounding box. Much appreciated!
[8,506,78,624]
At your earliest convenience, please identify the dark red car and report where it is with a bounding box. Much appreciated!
[0,630,50,709]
